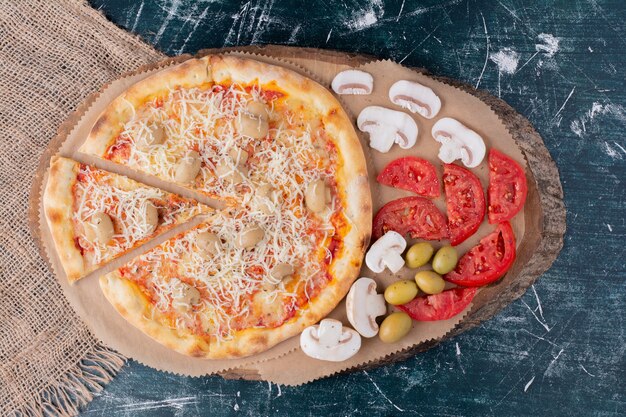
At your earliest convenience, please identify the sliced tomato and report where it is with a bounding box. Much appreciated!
[398,287,477,321]
[444,222,516,287]
[487,149,528,223]
[377,157,440,198]
[373,196,448,240]
[443,163,486,246]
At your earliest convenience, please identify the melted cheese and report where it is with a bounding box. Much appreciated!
[115,83,340,341]
[74,165,203,265]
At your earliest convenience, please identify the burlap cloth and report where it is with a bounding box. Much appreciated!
[0,1,165,415]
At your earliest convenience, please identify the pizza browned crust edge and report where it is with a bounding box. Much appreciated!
[43,156,91,283]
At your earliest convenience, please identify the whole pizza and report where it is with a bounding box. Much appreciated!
[44,55,372,359]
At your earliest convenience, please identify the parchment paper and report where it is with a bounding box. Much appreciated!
[34,51,526,381]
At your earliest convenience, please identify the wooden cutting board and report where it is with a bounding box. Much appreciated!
[29,45,565,381]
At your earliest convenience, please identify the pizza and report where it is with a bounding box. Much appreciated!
[69,55,371,358]
[43,157,209,282]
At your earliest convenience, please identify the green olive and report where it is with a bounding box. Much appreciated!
[384,280,418,305]
[432,245,458,274]
[379,312,413,343]
[414,270,446,295]
[405,242,434,269]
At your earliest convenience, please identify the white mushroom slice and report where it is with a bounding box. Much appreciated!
[137,123,166,150]
[84,212,114,244]
[228,147,249,165]
[142,201,159,235]
[174,150,201,183]
[304,180,330,213]
[245,101,269,119]
[235,225,264,249]
[346,278,387,338]
[388,80,441,119]
[357,106,418,153]
[331,70,374,95]
[300,319,362,362]
[215,161,245,185]
[237,112,269,139]
[254,184,281,214]
[196,231,220,256]
[431,117,486,168]
[173,282,201,311]
[365,231,407,274]
[270,263,294,280]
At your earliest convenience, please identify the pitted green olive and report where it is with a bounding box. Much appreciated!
[414,270,446,295]
[384,280,418,305]
[432,245,458,274]
[379,312,412,343]
[405,242,434,269]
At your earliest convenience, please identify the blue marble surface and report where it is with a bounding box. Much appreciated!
[82,1,625,415]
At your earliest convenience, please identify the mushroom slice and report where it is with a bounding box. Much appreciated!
[300,319,362,362]
[237,102,269,139]
[174,150,202,184]
[84,212,114,244]
[136,123,167,151]
[235,225,264,249]
[215,161,245,185]
[331,70,374,95]
[172,280,201,311]
[346,278,387,338]
[270,263,294,280]
[365,231,407,274]
[304,179,330,213]
[196,231,220,256]
[389,80,441,119]
[431,117,486,168]
[141,201,159,235]
[357,106,418,153]
[228,147,249,165]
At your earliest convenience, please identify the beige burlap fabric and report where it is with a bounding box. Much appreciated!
[0,1,164,415]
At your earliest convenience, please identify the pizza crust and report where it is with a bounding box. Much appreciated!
[83,55,372,359]
[43,157,90,282]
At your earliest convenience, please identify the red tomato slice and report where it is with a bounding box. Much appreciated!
[444,222,516,287]
[398,287,477,321]
[373,196,448,240]
[487,149,528,224]
[443,163,486,246]
[377,157,440,198]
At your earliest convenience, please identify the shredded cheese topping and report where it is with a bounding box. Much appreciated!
[74,165,203,266]
[112,83,341,340]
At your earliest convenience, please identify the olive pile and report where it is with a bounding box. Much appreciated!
[378,243,458,343]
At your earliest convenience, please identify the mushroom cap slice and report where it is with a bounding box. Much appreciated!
[304,179,329,213]
[235,225,264,249]
[84,212,114,244]
[300,319,362,362]
[174,150,202,184]
[136,123,167,150]
[346,278,387,338]
[431,117,486,168]
[389,80,442,119]
[141,201,159,235]
[331,69,374,95]
[365,231,407,274]
[357,106,418,153]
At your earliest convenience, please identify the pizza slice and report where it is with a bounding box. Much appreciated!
[43,156,210,283]
[100,202,357,359]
